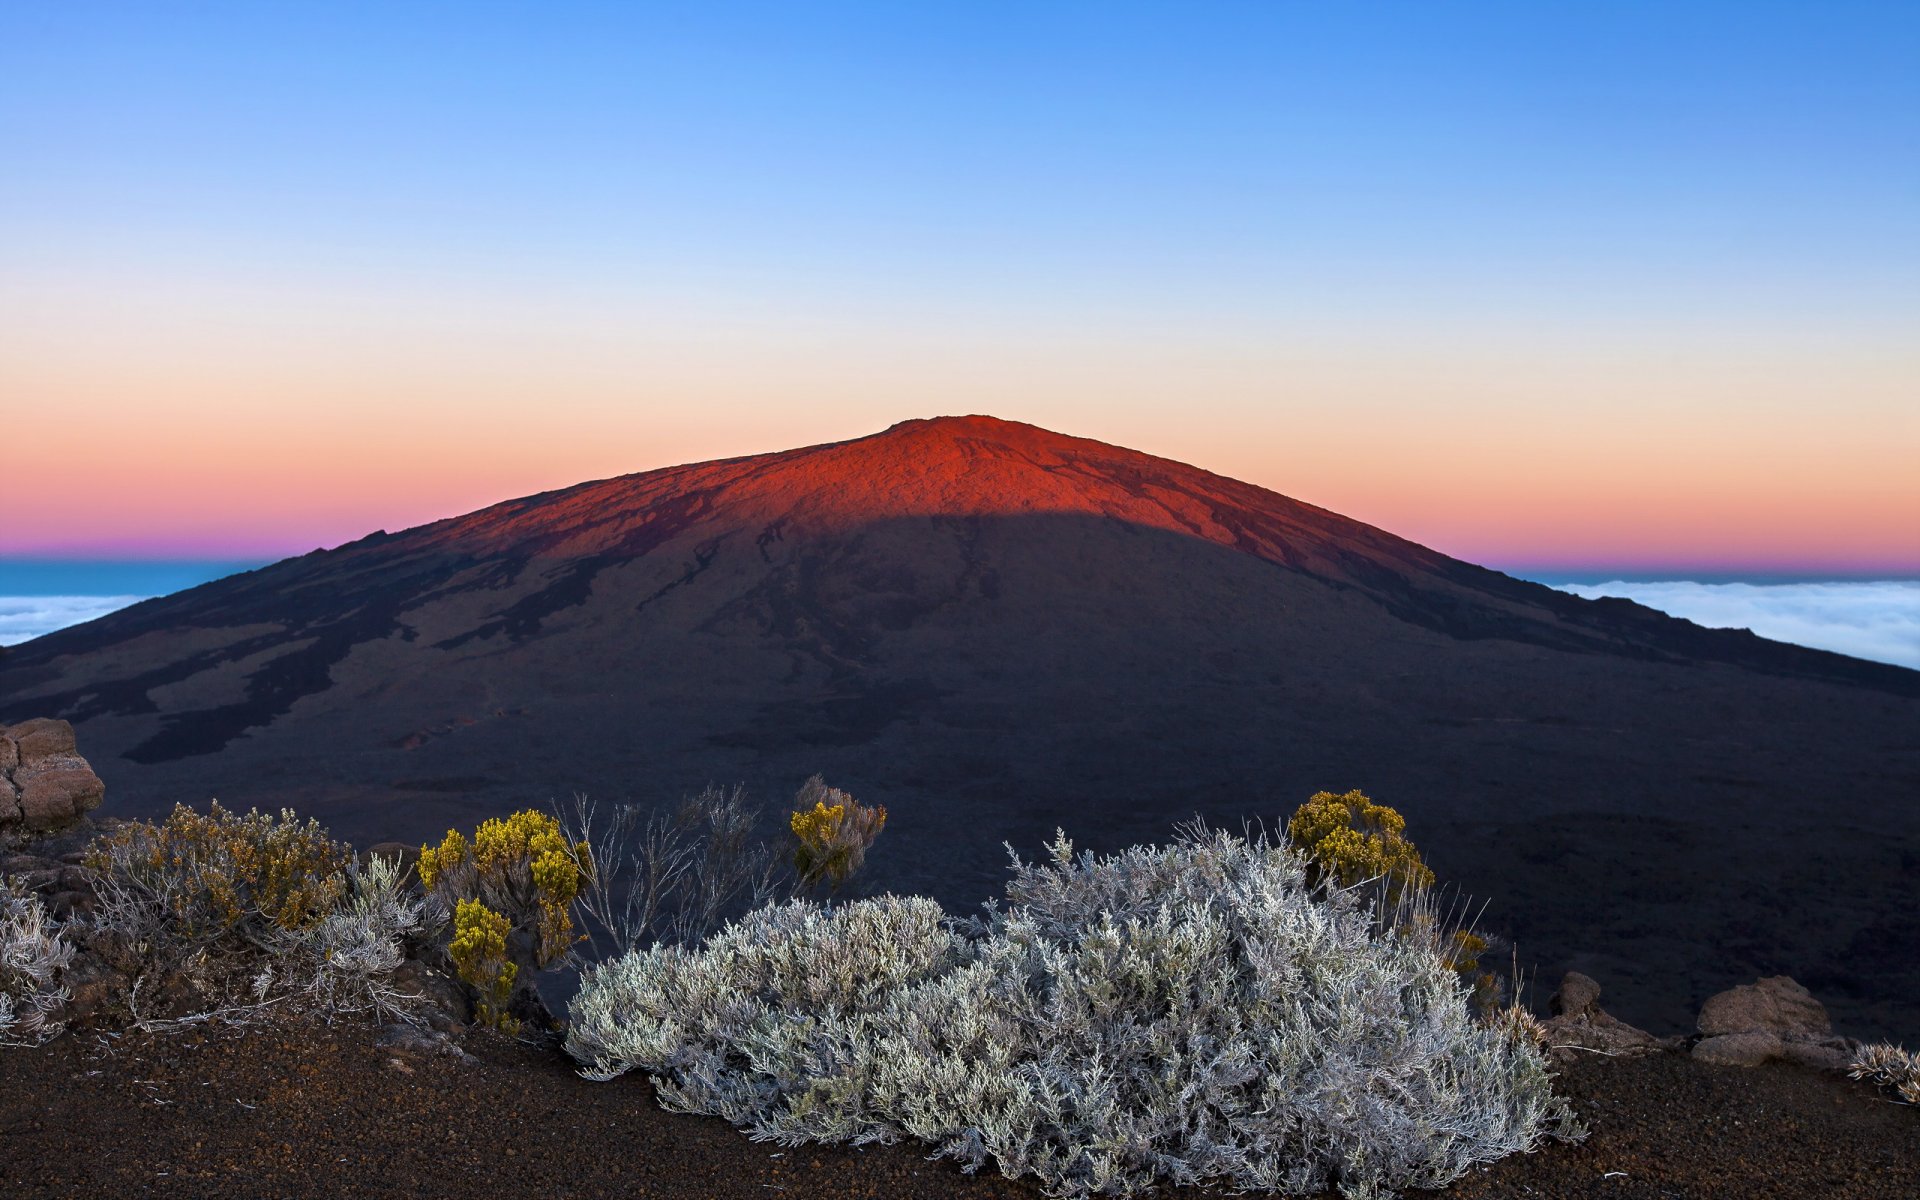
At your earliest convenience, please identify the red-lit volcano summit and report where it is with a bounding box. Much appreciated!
[4,416,1917,1034]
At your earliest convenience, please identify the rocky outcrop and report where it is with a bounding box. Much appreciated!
[1,719,105,841]
[1692,976,1853,1069]
[1693,1030,1786,1067]
[1699,975,1831,1038]
[1539,971,1673,1059]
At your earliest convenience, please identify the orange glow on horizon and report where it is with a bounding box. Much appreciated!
[4,269,1915,573]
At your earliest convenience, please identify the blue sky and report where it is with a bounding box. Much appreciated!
[9,2,1914,322]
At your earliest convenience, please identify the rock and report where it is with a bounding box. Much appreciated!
[15,761,105,830]
[56,958,131,1028]
[1698,976,1831,1039]
[1781,1040,1850,1071]
[375,1022,477,1066]
[1549,971,1602,1018]
[0,848,98,916]
[1542,1009,1666,1057]
[1538,971,1666,1059]
[391,959,470,1032]
[1694,1031,1785,1067]
[1,721,105,840]
[13,866,61,892]
[366,842,420,876]
[47,889,94,921]
[8,718,77,764]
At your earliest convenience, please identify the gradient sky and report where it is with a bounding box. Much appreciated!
[3,2,1916,574]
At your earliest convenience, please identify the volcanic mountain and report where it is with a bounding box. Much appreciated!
[4,415,1917,1034]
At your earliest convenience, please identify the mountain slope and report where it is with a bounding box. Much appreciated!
[4,415,1917,1035]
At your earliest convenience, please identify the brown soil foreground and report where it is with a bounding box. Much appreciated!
[1,1023,1915,1200]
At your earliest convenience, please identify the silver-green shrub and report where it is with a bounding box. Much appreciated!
[567,824,1582,1199]
[1,875,74,1045]
[269,854,428,1022]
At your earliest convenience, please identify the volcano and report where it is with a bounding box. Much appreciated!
[4,415,1917,1034]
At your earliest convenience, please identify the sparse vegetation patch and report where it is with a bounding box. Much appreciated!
[567,821,1583,1199]
[0,875,74,1045]
[1850,1042,1920,1104]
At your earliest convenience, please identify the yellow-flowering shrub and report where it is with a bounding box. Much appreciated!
[449,898,517,1033]
[419,809,590,968]
[789,776,886,894]
[1287,791,1509,1012]
[1285,790,1435,906]
[84,802,349,940]
[1445,930,1489,974]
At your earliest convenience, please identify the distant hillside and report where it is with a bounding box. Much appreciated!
[4,415,1917,1035]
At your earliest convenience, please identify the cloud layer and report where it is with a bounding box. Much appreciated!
[0,596,148,647]
[1556,580,1920,670]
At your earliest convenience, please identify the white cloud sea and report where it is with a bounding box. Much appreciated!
[1554,580,1920,670]
[0,595,150,646]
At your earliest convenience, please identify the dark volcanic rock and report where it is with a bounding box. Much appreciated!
[1549,971,1604,1018]
[1695,1031,1788,1068]
[1693,975,1850,1070]
[1540,971,1669,1058]
[2,415,1918,1036]
[1698,975,1833,1039]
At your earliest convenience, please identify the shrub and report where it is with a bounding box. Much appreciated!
[270,853,427,1023]
[1286,789,1435,905]
[1,876,74,1045]
[1849,1043,1920,1104]
[558,784,782,955]
[419,810,589,969]
[788,776,886,894]
[1288,792,1508,1012]
[78,805,437,1026]
[449,898,518,1032]
[568,894,960,1117]
[568,822,1582,1199]
[85,802,350,944]
[1486,999,1547,1050]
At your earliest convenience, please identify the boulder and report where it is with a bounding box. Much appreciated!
[1781,1039,1851,1071]
[1698,976,1831,1039]
[1691,976,1851,1071]
[1539,971,1667,1059]
[1694,1031,1785,1067]
[1549,971,1602,1018]
[1,720,105,840]
[366,841,421,876]
[8,719,77,764]
[15,760,105,830]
